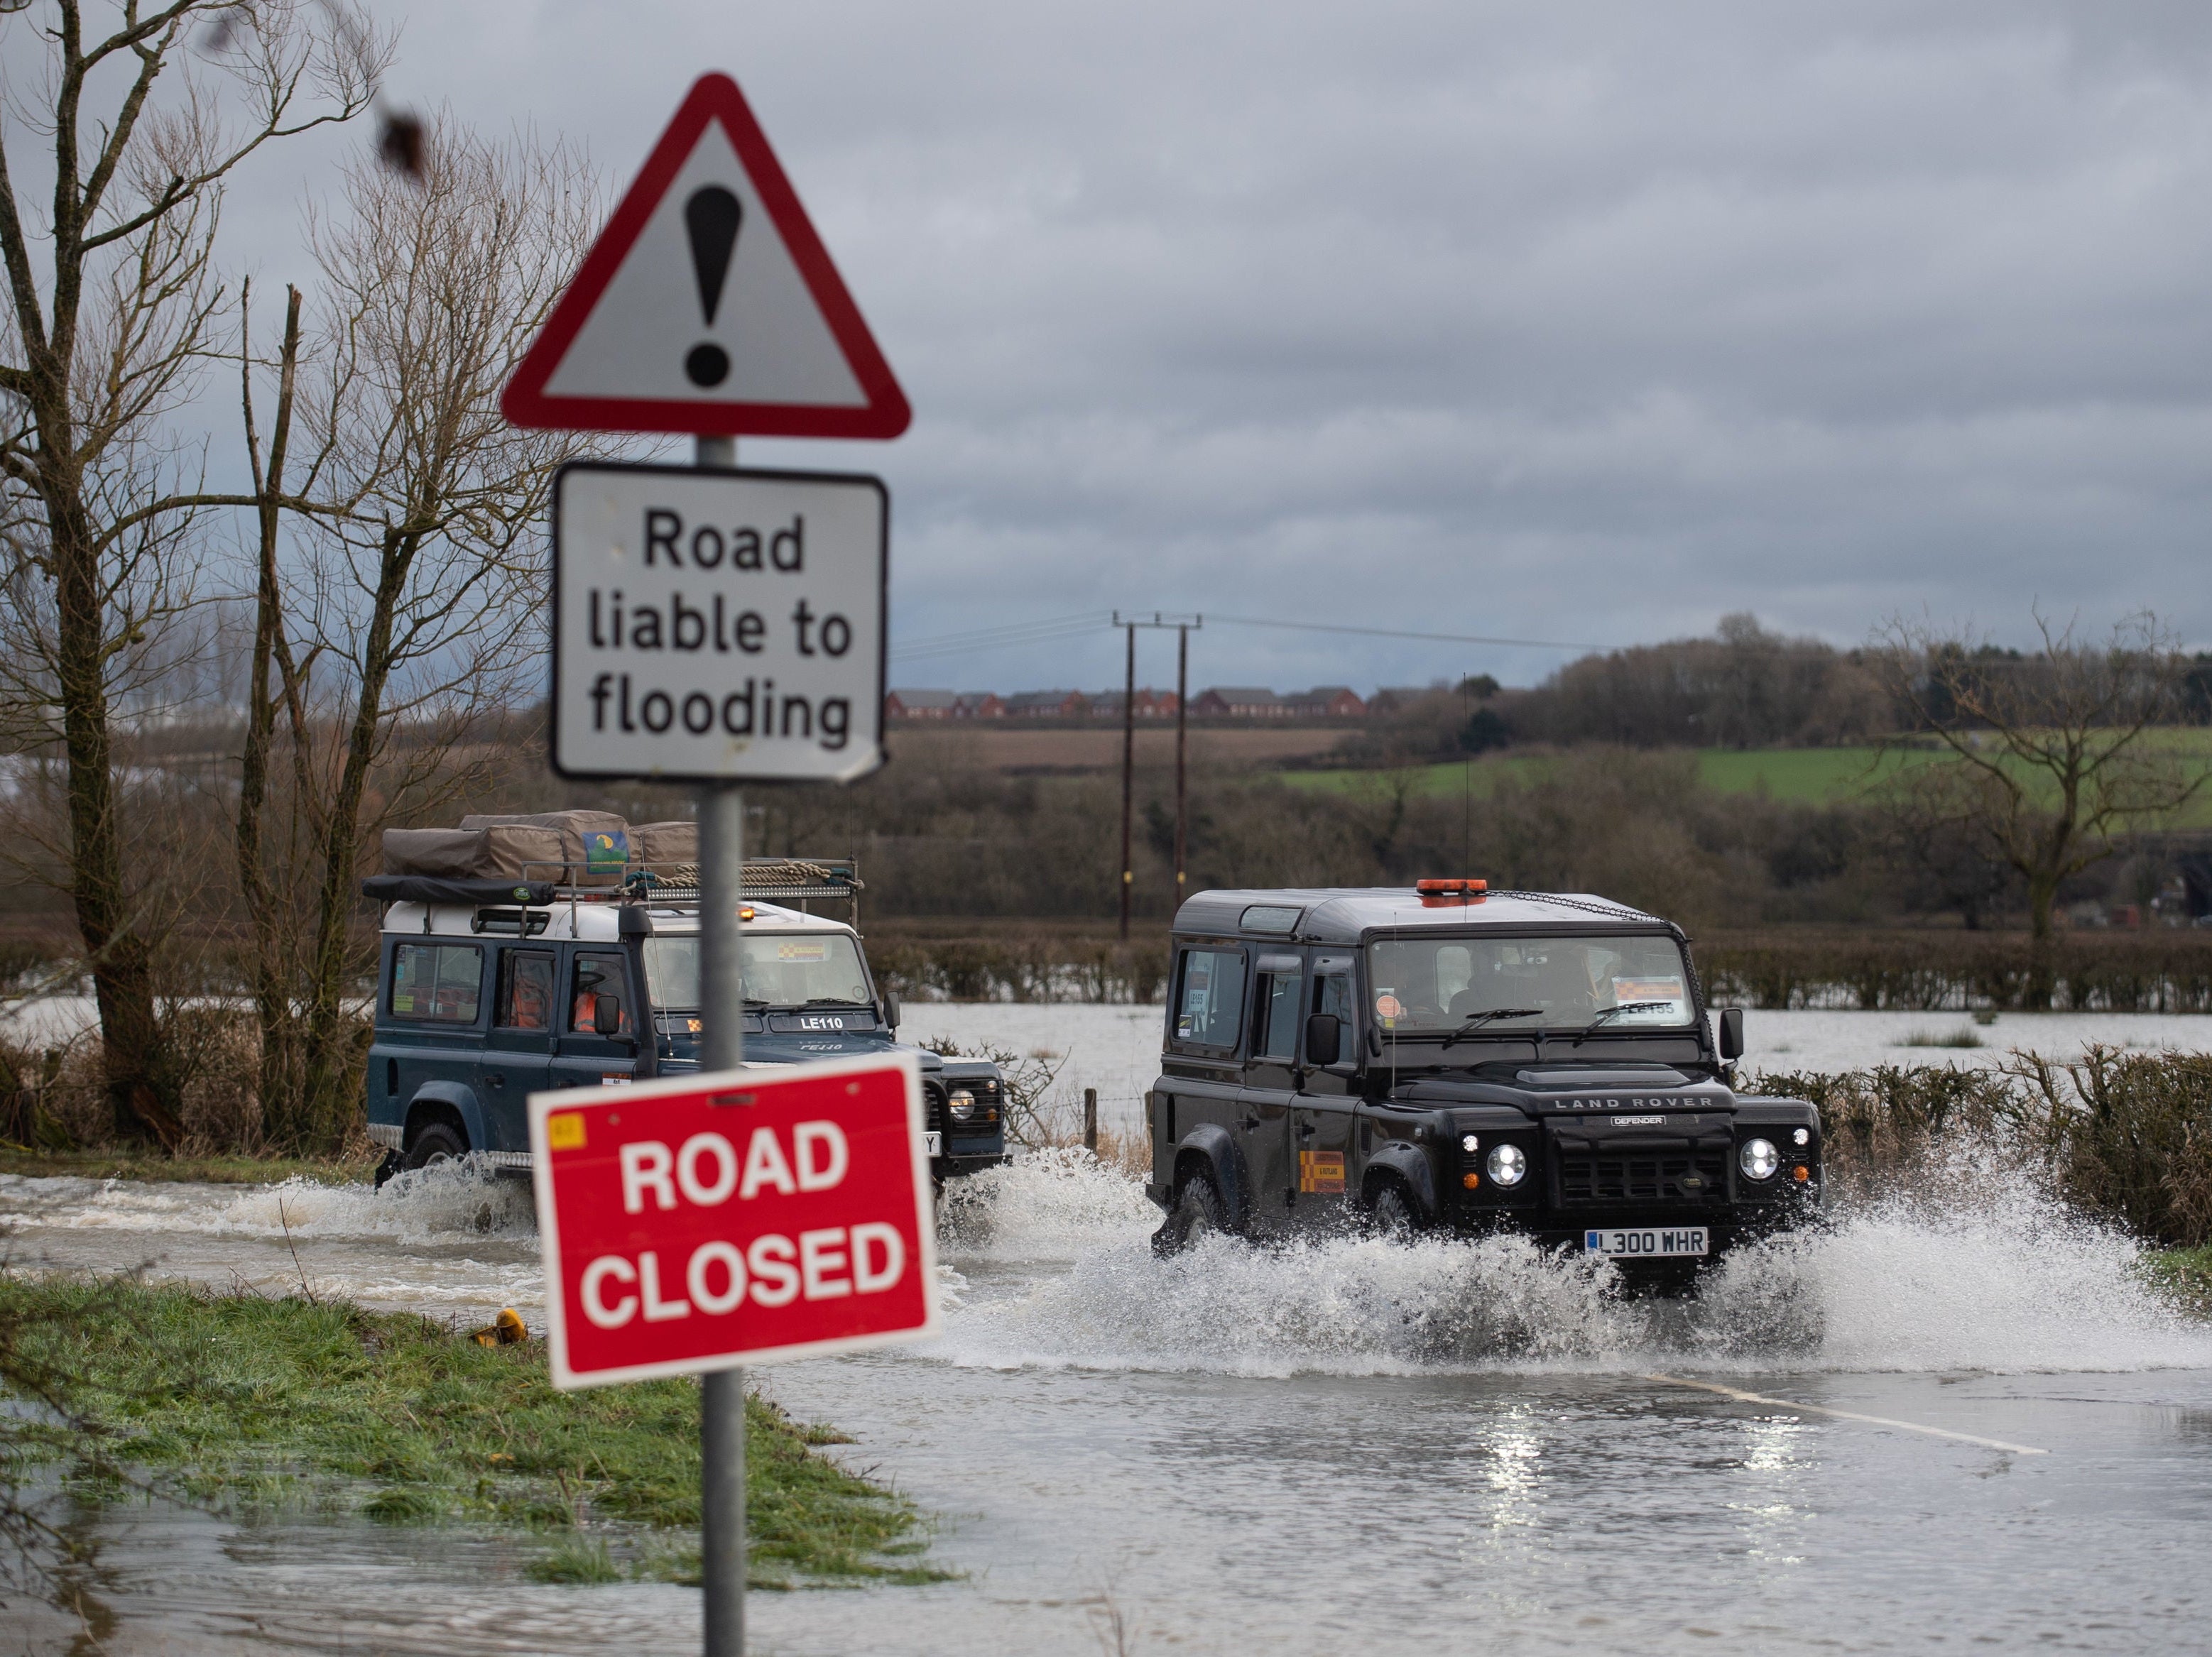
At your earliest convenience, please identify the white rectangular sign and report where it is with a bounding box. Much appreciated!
[551,461,886,782]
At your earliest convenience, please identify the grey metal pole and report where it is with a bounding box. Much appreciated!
[696,433,746,1657]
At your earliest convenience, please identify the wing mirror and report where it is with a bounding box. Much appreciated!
[1718,1007,1743,1061]
[594,995,623,1038]
[1304,1012,1342,1068]
[881,992,901,1031]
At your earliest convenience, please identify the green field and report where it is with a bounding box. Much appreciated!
[1279,746,1927,804]
[1280,736,2212,824]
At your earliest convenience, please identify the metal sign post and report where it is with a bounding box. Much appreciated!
[505,72,916,1656]
[696,435,746,1657]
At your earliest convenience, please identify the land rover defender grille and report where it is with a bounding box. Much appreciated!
[923,1080,948,1136]
[1552,1135,1730,1205]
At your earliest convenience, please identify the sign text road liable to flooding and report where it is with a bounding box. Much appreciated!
[550,460,887,784]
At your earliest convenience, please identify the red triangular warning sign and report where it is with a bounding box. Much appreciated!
[501,74,910,439]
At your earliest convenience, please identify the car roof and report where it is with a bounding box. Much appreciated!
[381,899,855,943]
[1172,887,1672,945]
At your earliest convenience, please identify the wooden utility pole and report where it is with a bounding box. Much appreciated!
[1118,620,1136,937]
[1176,619,1200,912]
[1112,613,1201,937]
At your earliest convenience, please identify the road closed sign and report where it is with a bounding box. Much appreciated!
[550,461,886,783]
[529,1053,937,1387]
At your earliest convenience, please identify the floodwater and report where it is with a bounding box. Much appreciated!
[883,1002,2212,1139]
[4,1154,2211,1655]
[12,996,2212,1142]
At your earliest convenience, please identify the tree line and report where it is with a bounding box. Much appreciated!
[0,3,615,1153]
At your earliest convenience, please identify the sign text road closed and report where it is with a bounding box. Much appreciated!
[530,1054,937,1387]
[551,461,886,783]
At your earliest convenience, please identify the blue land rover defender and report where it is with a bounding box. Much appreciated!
[361,841,1008,1185]
[1147,880,1821,1279]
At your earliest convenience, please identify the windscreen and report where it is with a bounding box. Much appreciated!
[643,933,874,1011]
[1365,934,1693,1033]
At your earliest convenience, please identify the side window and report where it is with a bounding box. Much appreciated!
[497,950,555,1031]
[1256,972,1302,1061]
[1315,974,1356,1063]
[570,953,635,1036]
[1173,948,1246,1049]
[390,943,483,1024]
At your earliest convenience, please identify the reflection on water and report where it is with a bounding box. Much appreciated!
[2,1154,2211,1653]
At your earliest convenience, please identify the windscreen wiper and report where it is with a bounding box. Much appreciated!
[1571,1001,1673,1046]
[1442,1007,1544,1048]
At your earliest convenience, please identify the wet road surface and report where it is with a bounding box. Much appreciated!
[2,1156,2208,1654]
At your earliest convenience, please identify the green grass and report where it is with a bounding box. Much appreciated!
[0,1148,379,1186]
[1280,734,2212,823]
[1900,1027,1985,1050]
[2145,1245,2212,1318]
[1277,746,1923,804]
[0,1276,942,1589]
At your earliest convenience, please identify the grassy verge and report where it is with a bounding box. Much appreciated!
[0,1276,942,1588]
[2147,1245,2212,1318]
[0,1147,378,1186]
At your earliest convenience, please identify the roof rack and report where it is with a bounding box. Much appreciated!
[499,855,866,923]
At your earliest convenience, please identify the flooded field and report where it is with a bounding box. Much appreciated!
[4,1146,2211,1653]
[910,1002,2212,1137]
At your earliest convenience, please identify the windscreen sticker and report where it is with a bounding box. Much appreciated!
[1612,976,1686,1008]
[775,942,829,962]
[1374,992,1404,1021]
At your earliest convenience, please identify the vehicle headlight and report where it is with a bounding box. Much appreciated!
[1460,1132,1480,1153]
[949,1088,977,1124]
[1740,1137,1779,1181]
[1486,1144,1527,1187]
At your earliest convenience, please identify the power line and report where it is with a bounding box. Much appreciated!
[888,609,1608,667]
[1207,614,1605,651]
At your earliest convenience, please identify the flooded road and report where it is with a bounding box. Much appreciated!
[4,1156,2211,1654]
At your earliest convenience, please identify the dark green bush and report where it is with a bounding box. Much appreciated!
[1752,1048,2212,1246]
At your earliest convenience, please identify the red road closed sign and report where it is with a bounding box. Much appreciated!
[529,1053,938,1388]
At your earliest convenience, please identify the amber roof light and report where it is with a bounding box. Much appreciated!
[1417,877,1488,907]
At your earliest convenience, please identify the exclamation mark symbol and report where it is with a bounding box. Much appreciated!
[683,185,742,388]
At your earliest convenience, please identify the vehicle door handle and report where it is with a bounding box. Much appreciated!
[486,1073,505,1088]
[1241,1115,1259,1131]
[1297,1122,1315,1138]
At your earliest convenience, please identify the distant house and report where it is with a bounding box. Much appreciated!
[952,692,1004,719]
[1191,687,1289,719]
[1091,688,1179,720]
[886,689,960,720]
[1285,686,1366,718]
[1004,689,1090,718]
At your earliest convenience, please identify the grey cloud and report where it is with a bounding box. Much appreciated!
[45,0,2212,693]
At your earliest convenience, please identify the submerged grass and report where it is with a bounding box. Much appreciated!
[0,1276,942,1588]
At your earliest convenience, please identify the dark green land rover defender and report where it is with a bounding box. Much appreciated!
[1147,880,1821,1276]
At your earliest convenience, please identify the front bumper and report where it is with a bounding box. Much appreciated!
[936,1150,1010,1180]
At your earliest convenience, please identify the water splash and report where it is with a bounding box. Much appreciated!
[930,1154,2212,1378]
[0,1161,535,1249]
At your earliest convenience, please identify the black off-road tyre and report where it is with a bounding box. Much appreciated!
[404,1121,468,1171]
[372,1150,404,1189]
[1151,1174,1225,1257]
[1368,1182,1421,1240]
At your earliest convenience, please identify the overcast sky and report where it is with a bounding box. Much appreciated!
[156,2,2212,691]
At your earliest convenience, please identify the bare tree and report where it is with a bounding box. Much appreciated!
[0,1,385,1144]
[237,117,610,1149]
[1875,612,2207,989]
